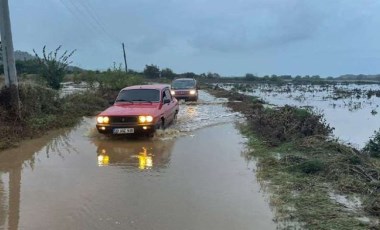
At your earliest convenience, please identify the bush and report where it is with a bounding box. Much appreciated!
[297,159,325,174]
[251,105,333,146]
[33,46,76,90]
[98,72,142,92]
[0,84,108,149]
[363,129,380,158]
[18,84,60,118]
[61,92,108,117]
[74,66,144,94]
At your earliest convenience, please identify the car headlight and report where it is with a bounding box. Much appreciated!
[189,90,196,95]
[97,116,109,124]
[146,116,153,122]
[139,115,153,123]
[171,90,175,95]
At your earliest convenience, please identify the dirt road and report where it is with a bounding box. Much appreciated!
[0,91,275,230]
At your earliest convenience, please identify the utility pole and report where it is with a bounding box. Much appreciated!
[0,0,18,88]
[122,42,127,73]
[0,0,20,117]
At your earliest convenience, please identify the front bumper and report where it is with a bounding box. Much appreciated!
[175,95,197,100]
[96,123,157,135]
[172,91,198,101]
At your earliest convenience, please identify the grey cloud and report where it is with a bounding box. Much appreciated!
[187,0,326,52]
[8,0,380,75]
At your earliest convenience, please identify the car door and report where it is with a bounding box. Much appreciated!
[162,89,176,122]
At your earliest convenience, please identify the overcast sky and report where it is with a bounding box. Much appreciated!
[7,0,380,76]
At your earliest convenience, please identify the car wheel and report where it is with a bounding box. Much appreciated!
[172,112,178,124]
[158,119,165,130]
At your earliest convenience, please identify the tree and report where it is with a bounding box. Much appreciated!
[161,68,176,79]
[33,46,76,90]
[206,72,220,78]
[180,72,197,79]
[143,64,160,78]
[199,73,207,78]
[245,73,258,81]
[16,60,40,74]
[280,75,292,80]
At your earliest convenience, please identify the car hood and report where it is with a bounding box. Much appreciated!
[99,103,161,116]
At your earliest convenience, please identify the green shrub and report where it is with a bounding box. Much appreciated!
[17,84,60,118]
[297,159,325,174]
[74,66,145,93]
[363,129,380,158]
[252,105,333,146]
[98,72,143,92]
[62,92,108,116]
[27,114,57,130]
[33,46,76,90]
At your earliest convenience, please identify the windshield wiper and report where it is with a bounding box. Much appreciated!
[133,99,153,104]
[115,99,134,103]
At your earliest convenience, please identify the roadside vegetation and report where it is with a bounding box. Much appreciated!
[206,85,380,229]
[0,47,144,151]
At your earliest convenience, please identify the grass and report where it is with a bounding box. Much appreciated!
[244,130,374,229]
[0,83,108,150]
[0,68,147,151]
[206,85,380,229]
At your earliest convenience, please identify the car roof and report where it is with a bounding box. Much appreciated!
[121,84,170,91]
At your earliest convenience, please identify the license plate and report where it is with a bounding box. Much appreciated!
[113,128,134,134]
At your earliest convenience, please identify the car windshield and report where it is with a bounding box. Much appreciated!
[116,89,160,102]
[172,80,196,89]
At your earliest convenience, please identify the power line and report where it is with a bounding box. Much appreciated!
[76,0,121,43]
[57,0,113,45]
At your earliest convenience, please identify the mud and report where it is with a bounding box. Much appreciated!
[0,91,275,230]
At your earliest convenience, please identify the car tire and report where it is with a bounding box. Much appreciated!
[172,112,178,124]
[158,119,165,130]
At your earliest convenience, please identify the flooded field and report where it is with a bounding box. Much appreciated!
[220,83,380,148]
[0,91,275,230]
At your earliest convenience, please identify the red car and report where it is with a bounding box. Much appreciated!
[96,84,179,136]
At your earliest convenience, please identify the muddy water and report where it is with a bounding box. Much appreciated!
[0,91,275,230]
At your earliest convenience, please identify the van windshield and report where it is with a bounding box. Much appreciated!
[172,80,196,89]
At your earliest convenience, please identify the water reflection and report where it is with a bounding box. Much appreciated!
[0,127,75,230]
[93,139,174,170]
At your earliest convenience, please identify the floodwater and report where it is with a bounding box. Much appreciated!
[0,91,275,230]
[221,83,380,148]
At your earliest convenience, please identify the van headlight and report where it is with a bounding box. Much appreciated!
[171,90,175,95]
[189,90,196,95]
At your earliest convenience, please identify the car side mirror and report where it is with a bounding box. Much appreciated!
[163,99,171,104]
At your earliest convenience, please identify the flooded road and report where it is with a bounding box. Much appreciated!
[0,91,275,230]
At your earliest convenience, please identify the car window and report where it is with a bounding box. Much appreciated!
[165,89,172,100]
[163,89,172,101]
[172,80,196,89]
[116,89,160,102]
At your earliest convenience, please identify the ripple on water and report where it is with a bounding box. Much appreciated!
[173,91,243,133]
